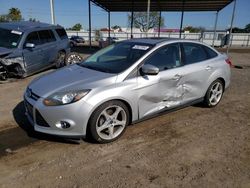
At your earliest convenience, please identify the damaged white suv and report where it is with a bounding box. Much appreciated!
[0,21,70,80]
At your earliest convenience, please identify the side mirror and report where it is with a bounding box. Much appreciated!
[141,64,159,76]
[25,43,35,48]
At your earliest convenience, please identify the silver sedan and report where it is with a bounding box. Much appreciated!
[24,38,231,143]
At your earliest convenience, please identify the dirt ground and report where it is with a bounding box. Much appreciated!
[0,51,250,188]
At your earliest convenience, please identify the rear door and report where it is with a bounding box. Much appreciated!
[180,42,218,103]
[37,30,57,66]
[137,43,185,118]
[22,31,44,73]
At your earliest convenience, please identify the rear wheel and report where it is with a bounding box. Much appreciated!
[65,52,83,66]
[55,51,66,68]
[204,79,224,107]
[88,100,130,143]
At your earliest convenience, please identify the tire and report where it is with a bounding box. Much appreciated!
[88,100,130,143]
[203,79,224,107]
[55,51,66,68]
[65,52,83,66]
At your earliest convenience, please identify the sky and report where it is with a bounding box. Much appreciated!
[0,0,249,30]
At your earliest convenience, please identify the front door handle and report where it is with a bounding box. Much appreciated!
[172,74,182,80]
[205,66,213,71]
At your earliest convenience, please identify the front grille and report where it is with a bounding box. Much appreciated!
[24,99,34,120]
[35,110,50,127]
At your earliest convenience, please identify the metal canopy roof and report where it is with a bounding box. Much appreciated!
[91,0,233,12]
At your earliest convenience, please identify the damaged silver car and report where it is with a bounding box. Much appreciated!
[0,21,70,80]
[24,38,231,143]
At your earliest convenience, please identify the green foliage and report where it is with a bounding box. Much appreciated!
[183,26,205,33]
[0,7,22,22]
[72,23,83,31]
[128,12,164,32]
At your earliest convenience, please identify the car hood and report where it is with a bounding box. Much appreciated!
[28,64,117,97]
[0,47,14,57]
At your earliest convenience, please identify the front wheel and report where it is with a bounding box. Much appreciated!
[204,79,224,107]
[88,100,130,143]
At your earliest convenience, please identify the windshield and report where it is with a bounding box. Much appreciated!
[0,28,23,49]
[79,42,153,74]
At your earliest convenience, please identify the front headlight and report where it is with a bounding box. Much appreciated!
[43,89,90,106]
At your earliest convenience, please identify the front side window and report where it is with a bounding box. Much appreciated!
[25,31,40,45]
[0,28,22,48]
[79,42,153,73]
[144,43,181,71]
[182,43,208,64]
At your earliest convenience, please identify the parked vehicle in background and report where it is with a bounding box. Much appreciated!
[24,38,231,143]
[0,21,70,80]
[99,37,119,48]
[69,36,85,47]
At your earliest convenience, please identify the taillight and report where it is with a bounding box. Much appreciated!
[225,58,233,67]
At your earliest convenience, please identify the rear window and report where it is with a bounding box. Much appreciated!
[38,30,56,44]
[182,43,208,64]
[203,46,218,59]
[56,28,68,40]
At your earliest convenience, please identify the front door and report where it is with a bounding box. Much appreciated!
[137,43,185,118]
[22,31,44,74]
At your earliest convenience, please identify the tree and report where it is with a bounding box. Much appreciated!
[8,8,22,21]
[183,26,205,33]
[0,7,22,22]
[72,23,82,31]
[112,25,121,30]
[128,12,164,32]
[245,23,250,33]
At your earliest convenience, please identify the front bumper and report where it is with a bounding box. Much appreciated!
[24,92,93,138]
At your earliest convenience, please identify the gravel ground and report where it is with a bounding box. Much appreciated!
[0,52,250,188]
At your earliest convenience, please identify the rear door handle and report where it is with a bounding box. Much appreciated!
[205,66,213,71]
[172,74,182,80]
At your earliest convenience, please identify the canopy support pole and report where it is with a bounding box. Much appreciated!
[108,11,111,43]
[146,0,151,37]
[158,11,161,37]
[88,0,92,48]
[227,0,237,54]
[179,0,185,39]
[131,11,134,38]
[212,11,219,47]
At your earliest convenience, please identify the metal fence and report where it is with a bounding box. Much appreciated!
[66,30,250,47]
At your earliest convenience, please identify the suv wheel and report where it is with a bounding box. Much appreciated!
[55,51,66,68]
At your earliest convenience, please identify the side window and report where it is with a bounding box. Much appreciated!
[25,32,40,46]
[55,28,68,40]
[203,46,218,59]
[144,43,181,71]
[182,43,208,64]
[38,30,55,44]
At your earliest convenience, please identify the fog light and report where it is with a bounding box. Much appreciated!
[60,121,71,129]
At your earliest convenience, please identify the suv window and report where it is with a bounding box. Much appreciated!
[203,46,218,59]
[38,30,56,44]
[182,43,208,64]
[144,43,181,71]
[56,28,68,40]
[25,31,40,45]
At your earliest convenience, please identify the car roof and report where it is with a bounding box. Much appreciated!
[127,37,179,45]
[0,21,63,32]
